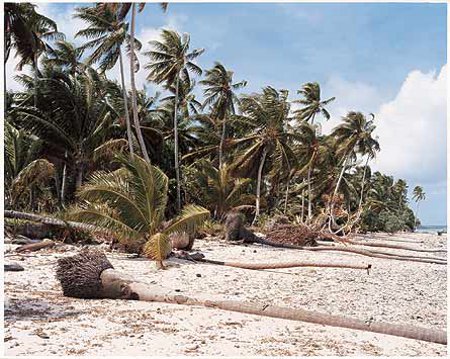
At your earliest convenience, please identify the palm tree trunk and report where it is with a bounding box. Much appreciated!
[118,48,134,155]
[253,148,268,225]
[33,52,39,107]
[357,154,370,212]
[76,165,83,189]
[60,150,68,206]
[301,184,305,223]
[129,3,150,163]
[56,255,447,345]
[283,174,291,214]
[173,74,181,212]
[329,155,349,230]
[219,116,226,168]
[307,166,312,220]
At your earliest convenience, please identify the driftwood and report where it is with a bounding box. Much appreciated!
[4,263,25,271]
[174,252,371,272]
[15,239,55,253]
[5,210,100,233]
[344,239,446,254]
[223,214,446,265]
[56,250,446,345]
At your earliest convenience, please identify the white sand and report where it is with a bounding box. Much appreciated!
[4,232,447,356]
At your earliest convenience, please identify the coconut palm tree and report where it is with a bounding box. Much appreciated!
[200,62,247,167]
[41,40,84,75]
[5,122,55,211]
[293,82,335,127]
[145,29,204,211]
[67,153,210,268]
[75,4,143,155]
[329,112,378,224]
[412,185,426,226]
[234,87,299,224]
[11,69,123,197]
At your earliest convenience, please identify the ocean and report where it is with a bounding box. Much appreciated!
[416,225,447,234]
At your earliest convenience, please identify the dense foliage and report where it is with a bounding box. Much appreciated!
[5,3,424,237]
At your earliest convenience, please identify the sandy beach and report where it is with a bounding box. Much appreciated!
[4,232,447,356]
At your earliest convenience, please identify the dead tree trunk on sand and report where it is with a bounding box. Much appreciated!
[223,213,446,265]
[56,249,446,345]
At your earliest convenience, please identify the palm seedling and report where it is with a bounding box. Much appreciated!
[66,153,210,268]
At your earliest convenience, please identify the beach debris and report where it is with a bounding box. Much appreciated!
[16,239,55,253]
[4,263,25,272]
[55,249,447,345]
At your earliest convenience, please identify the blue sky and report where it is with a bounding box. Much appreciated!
[8,2,447,225]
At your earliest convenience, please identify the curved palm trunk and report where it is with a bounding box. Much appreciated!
[173,74,181,212]
[118,48,134,155]
[357,154,370,213]
[283,174,291,214]
[219,116,226,168]
[129,3,150,163]
[60,150,68,206]
[56,252,447,345]
[252,148,268,225]
[328,155,350,231]
[307,166,313,221]
[33,52,39,107]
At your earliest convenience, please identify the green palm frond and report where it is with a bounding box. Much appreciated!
[163,205,210,236]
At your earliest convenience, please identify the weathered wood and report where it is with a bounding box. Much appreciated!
[345,239,446,253]
[16,239,55,253]
[4,263,25,271]
[56,250,447,345]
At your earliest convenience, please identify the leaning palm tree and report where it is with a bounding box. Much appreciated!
[75,4,142,156]
[145,29,204,211]
[329,112,378,228]
[412,186,426,226]
[41,40,85,75]
[200,62,247,167]
[67,154,210,268]
[293,82,335,127]
[234,87,299,224]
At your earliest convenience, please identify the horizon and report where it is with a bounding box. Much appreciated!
[5,1,447,225]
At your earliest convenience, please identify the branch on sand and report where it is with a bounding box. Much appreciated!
[174,252,372,272]
[16,239,55,253]
[56,249,446,345]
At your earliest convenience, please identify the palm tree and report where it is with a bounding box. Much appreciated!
[330,112,378,224]
[5,122,55,211]
[67,154,210,268]
[145,29,204,211]
[192,160,254,220]
[234,87,299,224]
[75,4,142,155]
[412,185,426,226]
[200,62,247,167]
[41,40,84,75]
[12,69,123,197]
[293,82,335,127]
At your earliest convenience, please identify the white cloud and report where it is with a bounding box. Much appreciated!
[320,76,386,134]
[372,65,447,183]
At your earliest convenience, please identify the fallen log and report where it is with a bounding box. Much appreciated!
[56,249,446,345]
[5,210,100,233]
[199,258,372,272]
[4,263,24,271]
[344,239,446,254]
[251,239,446,265]
[16,239,55,253]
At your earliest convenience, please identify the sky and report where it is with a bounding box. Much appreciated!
[6,2,447,225]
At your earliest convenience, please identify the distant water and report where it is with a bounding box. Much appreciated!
[416,225,447,234]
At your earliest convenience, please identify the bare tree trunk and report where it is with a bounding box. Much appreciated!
[345,239,446,253]
[33,52,38,107]
[173,74,181,212]
[307,166,312,221]
[301,184,305,223]
[197,257,371,271]
[283,174,291,214]
[328,155,349,231]
[253,148,268,225]
[60,151,68,206]
[75,163,83,189]
[357,154,370,212]
[56,254,447,345]
[129,3,150,163]
[118,48,134,155]
[219,116,226,168]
